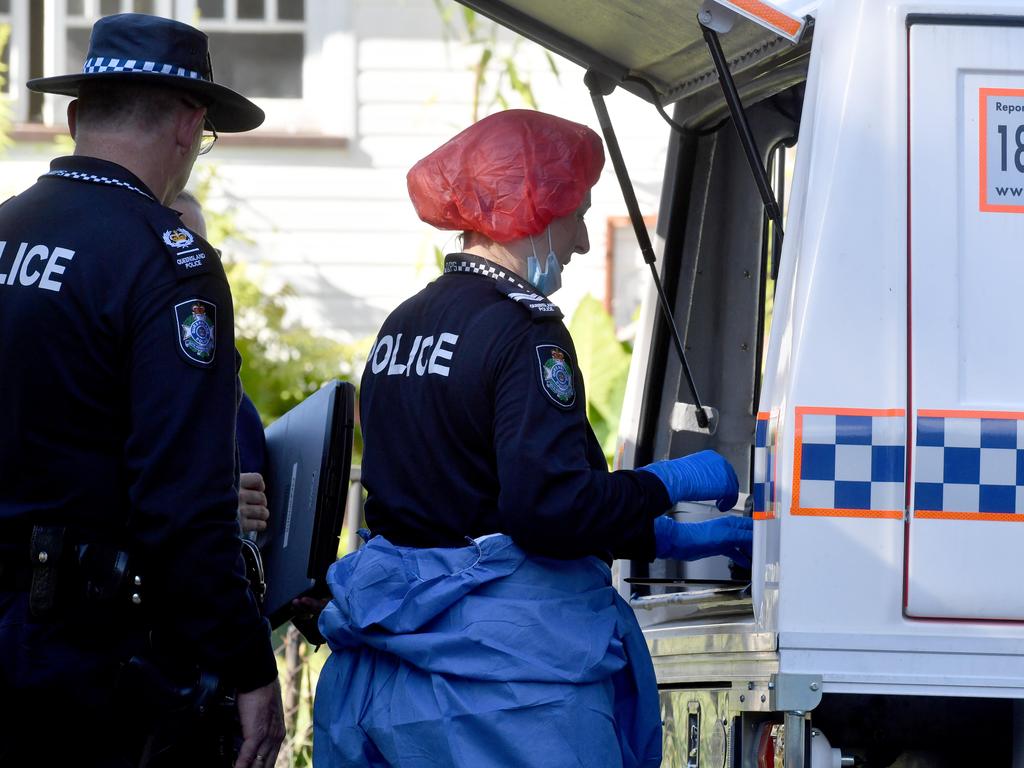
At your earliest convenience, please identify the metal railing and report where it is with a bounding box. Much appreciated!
[344,466,365,556]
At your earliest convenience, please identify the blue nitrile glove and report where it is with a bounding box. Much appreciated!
[638,449,740,511]
[653,514,753,566]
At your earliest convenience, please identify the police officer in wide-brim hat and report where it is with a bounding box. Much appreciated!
[0,13,283,768]
[28,12,263,133]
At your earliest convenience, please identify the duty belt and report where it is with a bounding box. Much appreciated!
[0,525,145,619]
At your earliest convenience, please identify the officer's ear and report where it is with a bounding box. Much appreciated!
[67,100,79,140]
[174,102,206,157]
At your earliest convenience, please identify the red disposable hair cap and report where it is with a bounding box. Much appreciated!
[407,109,605,243]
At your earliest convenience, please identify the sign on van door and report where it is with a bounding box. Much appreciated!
[907,19,1024,620]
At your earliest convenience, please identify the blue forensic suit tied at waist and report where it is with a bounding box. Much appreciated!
[314,533,661,768]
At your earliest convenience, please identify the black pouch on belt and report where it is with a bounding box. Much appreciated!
[29,525,66,620]
[118,654,240,768]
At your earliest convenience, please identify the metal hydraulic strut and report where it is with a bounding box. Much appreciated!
[700,22,785,262]
[585,70,710,429]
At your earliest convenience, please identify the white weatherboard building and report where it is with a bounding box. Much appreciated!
[1,0,669,343]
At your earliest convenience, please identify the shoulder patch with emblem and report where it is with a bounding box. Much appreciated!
[175,299,217,366]
[147,209,214,279]
[163,227,195,249]
[536,344,576,408]
[496,280,564,321]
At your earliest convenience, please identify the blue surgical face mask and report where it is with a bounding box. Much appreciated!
[527,228,562,296]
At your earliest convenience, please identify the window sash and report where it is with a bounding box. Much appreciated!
[65,0,175,21]
[191,0,303,25]
[64,0,303,28]
[44,0,332,131]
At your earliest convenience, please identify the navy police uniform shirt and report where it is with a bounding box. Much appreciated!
[237,392,268,475]
[360,253,671,561]
[0,156,276,692]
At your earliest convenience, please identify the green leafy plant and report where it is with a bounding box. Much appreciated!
[190,167,369,768]
[191,167,371,432]
[568,295,633,467]
[0,24,12,156]
[433,0,558,123]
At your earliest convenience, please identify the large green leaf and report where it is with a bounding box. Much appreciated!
[568,295,632,466]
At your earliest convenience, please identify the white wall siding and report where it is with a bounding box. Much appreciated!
[2,0,671,346]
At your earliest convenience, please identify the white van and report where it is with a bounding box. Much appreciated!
[458,0,1024,764]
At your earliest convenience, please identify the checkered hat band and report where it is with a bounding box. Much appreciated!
[43,169,153,201]
[83,57,205,80]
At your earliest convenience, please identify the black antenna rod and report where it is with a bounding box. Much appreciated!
[584,70,709,429]
[700,23,785,247]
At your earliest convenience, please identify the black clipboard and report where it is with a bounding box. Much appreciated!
[258,380,355,627]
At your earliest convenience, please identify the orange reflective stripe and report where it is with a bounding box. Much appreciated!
[725,0,803,38]
[798,406,905,417]
[793,508,903,519]
[918,408,1024,420]
[916,510,1024,522]
[792,406,907,519]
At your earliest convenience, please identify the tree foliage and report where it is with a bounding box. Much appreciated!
[190,168,370,433]
[568,295,633,467]
[432,0,559,123]
[190,167,368,767]
[0,24,12,156]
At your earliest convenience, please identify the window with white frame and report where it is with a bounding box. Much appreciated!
[64,1,305,99]
[42,0,351,136]
[65,1,176,82]
[2,0,28,121]
[190,0,305,100]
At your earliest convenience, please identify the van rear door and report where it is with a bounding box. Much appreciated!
[906,16,1024,620]
[456,0,812,116]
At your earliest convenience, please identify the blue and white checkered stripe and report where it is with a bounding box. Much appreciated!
[42,169,153,200]
[798,412,906,512]
[83,57,204,80]
[753,414,774,516]
[914,414,1024,514]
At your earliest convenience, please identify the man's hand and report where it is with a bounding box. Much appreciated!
[234,678,285,768]
[239,472,269,534]
[291,596,330,646]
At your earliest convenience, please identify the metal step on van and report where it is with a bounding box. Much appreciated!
[456,0,1024,765]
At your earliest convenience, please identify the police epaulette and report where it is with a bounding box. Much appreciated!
[495,280,563,321]
[148,209,215,279]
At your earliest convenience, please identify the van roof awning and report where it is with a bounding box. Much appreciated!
[456,0,815,115]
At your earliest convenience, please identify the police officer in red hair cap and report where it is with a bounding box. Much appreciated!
[313,110,752,768]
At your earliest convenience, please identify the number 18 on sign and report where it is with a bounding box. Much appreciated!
[980,87,1024,213]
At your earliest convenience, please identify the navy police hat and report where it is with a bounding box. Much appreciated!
[27,13,263,132]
